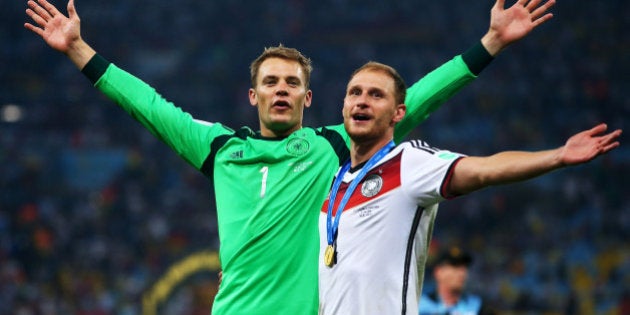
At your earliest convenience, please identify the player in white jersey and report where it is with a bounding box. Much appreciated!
[318,62,622,315]
[319,140,463,314]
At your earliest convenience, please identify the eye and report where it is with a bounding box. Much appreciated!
[369,90,383,98]
[287,79,300,87]
[348,88,361,96]
[262,77,277,86]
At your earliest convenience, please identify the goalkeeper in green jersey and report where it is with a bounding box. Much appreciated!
[25,0,554,313]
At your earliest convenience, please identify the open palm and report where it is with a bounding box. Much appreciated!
[490,0,555,45]
[25,0,81,53]
[561,124,622,165]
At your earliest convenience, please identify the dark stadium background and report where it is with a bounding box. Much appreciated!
[1,0,628,314]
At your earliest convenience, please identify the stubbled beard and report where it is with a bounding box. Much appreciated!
[348,131,374,142]
[345,119,386,143]
[346,127,383,144]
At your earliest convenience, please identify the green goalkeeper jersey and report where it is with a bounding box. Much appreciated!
[82,44,489,314]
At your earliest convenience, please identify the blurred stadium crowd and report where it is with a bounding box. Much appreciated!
[1,0,628,314]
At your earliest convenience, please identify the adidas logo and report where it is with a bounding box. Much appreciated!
[230,150,244,159]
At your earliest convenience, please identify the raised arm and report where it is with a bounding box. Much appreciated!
[394,0,556,142]
[448,123,622,196]
[24,0,227,170]
[25,0,95,69]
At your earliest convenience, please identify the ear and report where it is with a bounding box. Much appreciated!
[392,104,406,124]
[248,88,258,106]
[304,90,313,108]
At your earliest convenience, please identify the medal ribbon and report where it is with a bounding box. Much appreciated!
[326,141,395,246]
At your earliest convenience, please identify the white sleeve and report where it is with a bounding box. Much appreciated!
[399,140,464,206]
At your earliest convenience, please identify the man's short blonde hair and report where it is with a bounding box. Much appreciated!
[350,61,407,105]
[250,45,313,88]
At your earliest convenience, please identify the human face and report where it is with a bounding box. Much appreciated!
[343,69,405,144]
[249,57,312,137]
[435,264,469,294]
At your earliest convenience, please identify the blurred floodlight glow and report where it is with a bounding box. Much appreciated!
[1,104,23,122]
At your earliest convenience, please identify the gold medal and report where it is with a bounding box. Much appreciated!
[324,244,335,267]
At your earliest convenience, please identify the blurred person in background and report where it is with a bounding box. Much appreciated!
[419,246,495,315]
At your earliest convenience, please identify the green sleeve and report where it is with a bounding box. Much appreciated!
[394,42,494,142]
[92,62,231,170]
[394,55,475,143]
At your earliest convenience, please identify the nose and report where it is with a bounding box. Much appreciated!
[275,82,289,96]
[353,94,369,109]
[345,99,368,114]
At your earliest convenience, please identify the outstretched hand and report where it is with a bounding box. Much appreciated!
[560,123,622,166]
[25,0,81,54]
[483,0,556,55]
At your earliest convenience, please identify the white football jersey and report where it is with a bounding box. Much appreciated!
[318,140,464,315]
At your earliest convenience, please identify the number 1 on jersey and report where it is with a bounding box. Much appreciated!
[259,166,269,198]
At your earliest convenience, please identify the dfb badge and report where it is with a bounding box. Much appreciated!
[361,174,383,197]
[286,138,310,156]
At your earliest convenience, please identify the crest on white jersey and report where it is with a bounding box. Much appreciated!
[361,174,383,197]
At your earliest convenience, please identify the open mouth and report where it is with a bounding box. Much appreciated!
[273,100,291,109]
[352,113,371,121]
